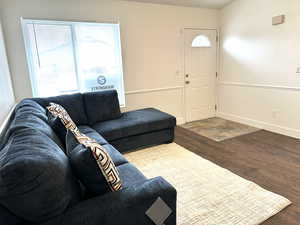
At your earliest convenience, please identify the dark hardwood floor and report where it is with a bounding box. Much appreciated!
[174,126,300,225]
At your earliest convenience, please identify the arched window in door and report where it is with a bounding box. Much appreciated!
[191,35,211,47]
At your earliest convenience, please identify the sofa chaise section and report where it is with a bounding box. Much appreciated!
[31,90,176,152]
[92,108,176,152]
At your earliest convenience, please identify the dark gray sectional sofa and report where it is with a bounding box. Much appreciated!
[0,90,177,225]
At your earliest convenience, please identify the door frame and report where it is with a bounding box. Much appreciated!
[182,27,220,124]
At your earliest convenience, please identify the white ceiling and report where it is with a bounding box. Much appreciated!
[118,0,234,9]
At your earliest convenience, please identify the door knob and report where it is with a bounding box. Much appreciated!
[185,81,190,84]
[185,74,189,78]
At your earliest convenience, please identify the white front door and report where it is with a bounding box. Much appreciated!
[184,29,217,122]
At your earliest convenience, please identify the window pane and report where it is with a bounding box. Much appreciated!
[29,24,79,97]
[75,23,125,105]
[23,20,125,106]
[191,35,211,48]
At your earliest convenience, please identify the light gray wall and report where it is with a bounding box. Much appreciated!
[0,0,218,125]
[218,0,300,138]
[0,19,15,126]
[113,1,218,124]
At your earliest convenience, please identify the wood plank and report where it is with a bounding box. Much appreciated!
[174,126,300,225]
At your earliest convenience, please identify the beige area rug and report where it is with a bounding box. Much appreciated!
[124,143,291,225]
[180,117,261,142]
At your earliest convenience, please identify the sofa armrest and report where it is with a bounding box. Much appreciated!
[39,177,177,225]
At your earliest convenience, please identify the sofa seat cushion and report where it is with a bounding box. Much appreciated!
[66,126,108,152]
[66,129,127,166]
[117,163,147,188]
[92,108,176,141]
[83,90,121,125]
[102,144,128,166]
[0,128,81,223]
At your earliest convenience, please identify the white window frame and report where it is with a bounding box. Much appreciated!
[21,18,126,107]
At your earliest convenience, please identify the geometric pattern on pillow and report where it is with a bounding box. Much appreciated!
[47,102,122,192]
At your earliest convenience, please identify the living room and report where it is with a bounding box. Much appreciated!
[0,0,299,224]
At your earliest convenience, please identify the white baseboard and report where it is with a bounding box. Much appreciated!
[176,117,185,125]
[217,112,300,140]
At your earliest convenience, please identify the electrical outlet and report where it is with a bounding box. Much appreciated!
[297,67,300,73]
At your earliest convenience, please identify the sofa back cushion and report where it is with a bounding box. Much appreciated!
[0,205,21,225]
[8,100,63,149]
[66,131,110,195]
[47,112,68,145]
[33,93,88,125]
[33,93,89,144]
[66,130,124,195]
[0,100,81,222]
[0,128,81,222]
[83,90,121,125]
[46,102,122,195]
